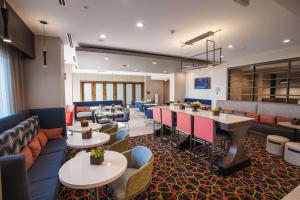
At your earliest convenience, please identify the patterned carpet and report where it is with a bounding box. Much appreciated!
[58,134,300,200]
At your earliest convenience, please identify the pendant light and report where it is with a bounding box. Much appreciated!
[1,0,12,43]
[40,20,48,68]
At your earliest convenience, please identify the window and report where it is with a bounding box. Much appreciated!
[228,57,300,104]
[0,45,14,118]
[80,81,144,104]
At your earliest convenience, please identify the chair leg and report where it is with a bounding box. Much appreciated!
[189,135,193,159]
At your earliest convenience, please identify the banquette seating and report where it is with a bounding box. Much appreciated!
[0,108,67,200]
[216,100,300,141]
[74,100,123,121]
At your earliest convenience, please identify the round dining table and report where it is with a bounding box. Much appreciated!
[67,132,110,149]
[59,151,127,198]
[69,122,102,132]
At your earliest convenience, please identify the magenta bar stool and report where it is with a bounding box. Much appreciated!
[153,107,162,137]
[161,109,176,142]
[176,112,193,154]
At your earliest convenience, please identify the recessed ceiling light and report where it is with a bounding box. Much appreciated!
[152,61,156,65]
[209,65,214,68]
[134,68,138,71]
[100,34,106,39]
[163,70,167,73]
[104,57,109,61]
[123,64,130,67]
[283,39,290,43]
[220,55,224,58]
[136,22,144,28]
[228,45,233,48]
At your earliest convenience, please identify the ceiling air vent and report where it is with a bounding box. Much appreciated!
[59,0,67,7]
[66,33,73,48]
[233,0,249,7]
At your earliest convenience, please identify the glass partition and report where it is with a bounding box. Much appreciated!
[96,83,103,101]
[135,84,142,101]
[83,83,92,101]
[106,83,114,100]
[117,83,124,101]
[126,84,133,105]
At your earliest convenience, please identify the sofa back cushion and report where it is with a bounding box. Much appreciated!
[260,114,277,125]
[216,100,258,113]
[76,106,90,113]
[257,102,300,119]
[246,112,260,122]
[0,116,39,156]
[277,116,292,124]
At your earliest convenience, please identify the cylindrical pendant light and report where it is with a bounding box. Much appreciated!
[40,20,48,68]
[1,1,12,43]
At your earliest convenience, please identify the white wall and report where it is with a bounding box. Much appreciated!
[186,45,300,107]
[23,35,65,109]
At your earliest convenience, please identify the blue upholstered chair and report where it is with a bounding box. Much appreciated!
[106,130,129,153]
[144,107,153,125]
[109,146,154,200]
[115,109,130,129]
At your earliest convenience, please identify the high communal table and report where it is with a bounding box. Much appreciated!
[159,105,254,176]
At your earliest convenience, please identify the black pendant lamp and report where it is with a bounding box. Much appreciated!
[1,0,12,43]
[40,20,48,68]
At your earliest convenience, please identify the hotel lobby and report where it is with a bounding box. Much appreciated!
[0,0,300,200]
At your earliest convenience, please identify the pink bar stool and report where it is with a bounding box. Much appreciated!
[161,109,176,142]
[176,112,193,154]
[153,107,162,137]
[193,116,229,169]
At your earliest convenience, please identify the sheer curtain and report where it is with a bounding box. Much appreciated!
[0,42,14,118]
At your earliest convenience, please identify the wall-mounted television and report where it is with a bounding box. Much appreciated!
[194,77,211,89]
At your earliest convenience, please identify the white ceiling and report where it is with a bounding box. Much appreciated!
[7,0,300,72]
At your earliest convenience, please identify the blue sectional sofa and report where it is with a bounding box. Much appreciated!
[184,98,212,106]
[0,107,66,200]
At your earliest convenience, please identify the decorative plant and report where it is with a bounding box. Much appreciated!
[90,146,105,165]
[191,101,201,108]
[90,149,104,158]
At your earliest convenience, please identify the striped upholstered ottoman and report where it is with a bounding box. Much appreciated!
[266,135,290,156]
[284,142,300,166]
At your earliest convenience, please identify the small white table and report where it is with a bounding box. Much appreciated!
[67,132,110,149]
[69,123,102,133]
[278,122,300,141]
[59,151,127,199]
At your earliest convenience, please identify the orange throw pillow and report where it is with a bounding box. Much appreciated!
[40,128,63,140]
[277,116,292,124]
[28,137,42,160]
[21,146,34,171]
[36,132,48,148]
[260,114,277,125]
[246,112,260,122]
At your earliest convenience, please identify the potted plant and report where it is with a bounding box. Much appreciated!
[90,147,105,165]
[191,101,201,112]
[212,107,220,116]
[82,128,92,139]
[179,103,185,110]
[291,118,300,125]
[81,120,89,127]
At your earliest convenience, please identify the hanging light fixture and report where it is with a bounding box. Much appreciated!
[1,0,12,43]
[40,20,48,68]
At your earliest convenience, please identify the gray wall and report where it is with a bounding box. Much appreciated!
[23,35,65,109]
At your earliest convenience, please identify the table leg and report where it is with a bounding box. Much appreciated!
[294,129,297,142]
[217,124,251,176]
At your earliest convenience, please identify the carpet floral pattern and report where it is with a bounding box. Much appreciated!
[58,134,300,200]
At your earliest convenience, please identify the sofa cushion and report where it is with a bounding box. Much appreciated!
[40,138,66,155]
[260,114,277,125]
[76,106,90,113]
[36,132,48,148]
[28,137,42,160]
[223,109,233,114]
[249,123,295,140]
[246,112,260,122]
[21,146,34,171]
[29,177,60,200]
[41,128,63,140]
[0,116,39,156]
[28,151,65,184]
[277,116,292,124]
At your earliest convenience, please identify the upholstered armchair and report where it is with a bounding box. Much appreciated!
[109,146,154,200]
[99,121,118,134]
[106,130,129,153]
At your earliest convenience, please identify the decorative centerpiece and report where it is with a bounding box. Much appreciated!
[81,120,89,127]
[212,107,220,116]
[82,128,92,139]
[191,101,201,112]
[179,103,185,110]
[291,118,300,125]
[90,146,105,165]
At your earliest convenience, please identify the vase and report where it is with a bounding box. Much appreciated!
[82,130,92,139]
[90,156,104,165]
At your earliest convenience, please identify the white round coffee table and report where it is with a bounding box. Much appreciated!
[59,151,127,190]
[69,123,102,132]
[67,132,110,149]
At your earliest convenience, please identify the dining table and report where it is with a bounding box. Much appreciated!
[69,122,102,133]
[158,105,254,176]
